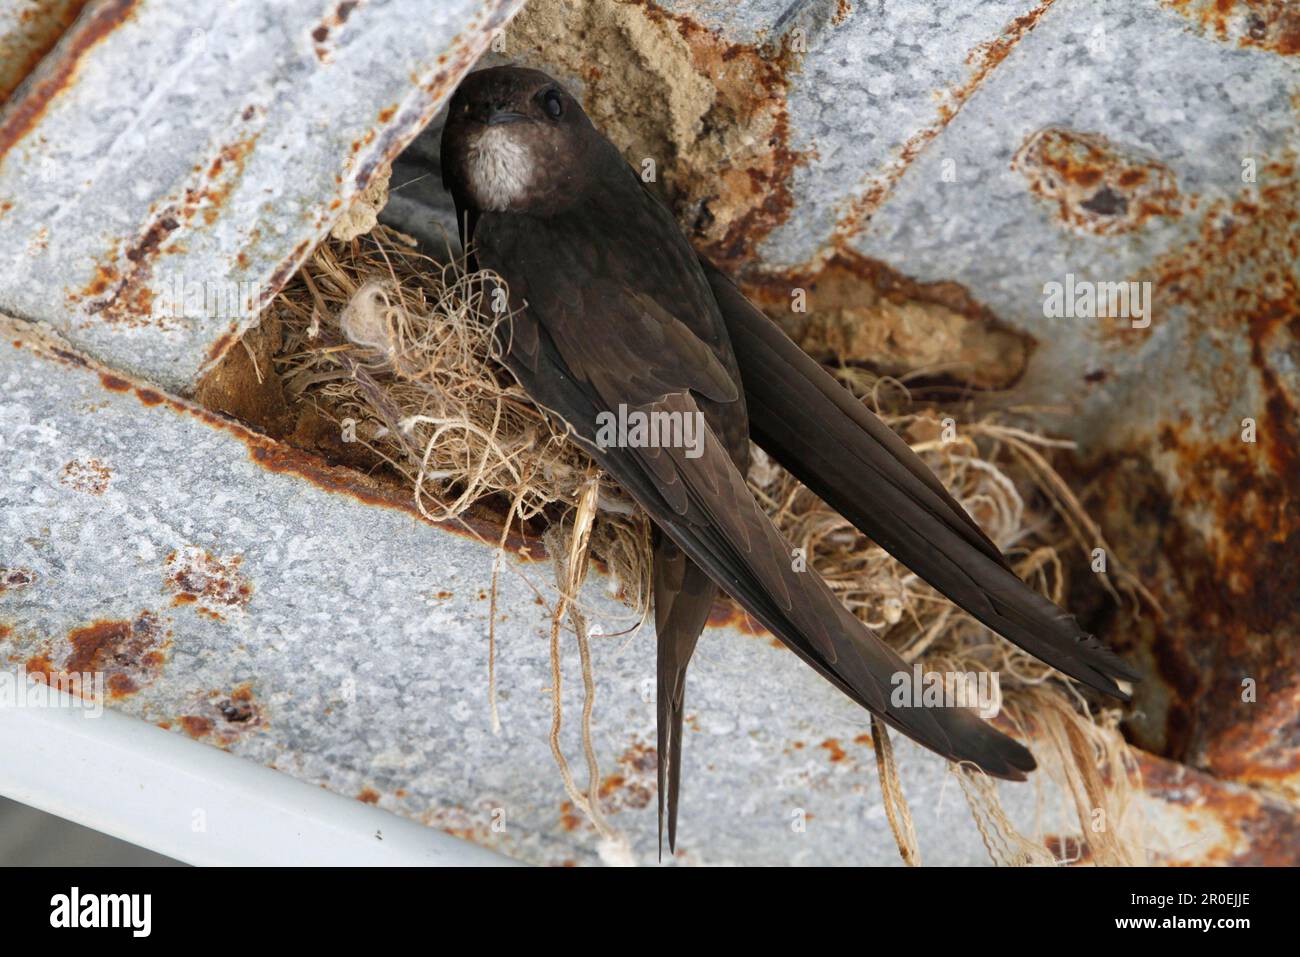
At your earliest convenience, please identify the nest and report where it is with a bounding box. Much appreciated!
[261,224,1151,866]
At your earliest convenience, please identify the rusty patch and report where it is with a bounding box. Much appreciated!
[0,568,36,595]
[58,456,111,494]
[357,787,380,804]
[311,0,361,61]
[706,597,767,637]
[0,0,136,166]
[1079,159,1300,799]
[24,652,54,679]
[1163,0,1300,56]
[565,736,659,827]
[819,738,847,762]
[170,684,266,744]
[1013,127,1183,236]
[835,0,1059,235]
[0,0,92,105]
[68,131,261,327]
[164,546,253,616]
[22,610,172,700]
[1043,834,1093,865]
[217,682,262,725]
[741,248,1034,391]
[1140,753,1300,865]
[179,714,214,738]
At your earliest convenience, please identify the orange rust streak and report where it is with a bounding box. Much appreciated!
[65,619,132,673]
[836,0,1059,233]
[0,0,137,163]
[106,352,543,558]
[179,715,213,737]
[706,597,768,637]
[820,738,847,762]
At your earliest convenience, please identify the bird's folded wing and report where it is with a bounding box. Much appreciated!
[494,292,1036,780]
[700,258,1141,697]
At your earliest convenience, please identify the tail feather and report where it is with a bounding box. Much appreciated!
[653,537,715,858]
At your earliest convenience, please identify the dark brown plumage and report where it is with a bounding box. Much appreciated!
[439,65,1139,855]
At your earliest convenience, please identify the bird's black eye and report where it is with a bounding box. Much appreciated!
[542,89,563,119]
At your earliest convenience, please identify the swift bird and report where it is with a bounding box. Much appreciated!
[439,65,1139,854]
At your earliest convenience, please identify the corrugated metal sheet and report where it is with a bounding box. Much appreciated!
[5,319,1288,865]
[0,0,1295,862]
[0,0,523,391]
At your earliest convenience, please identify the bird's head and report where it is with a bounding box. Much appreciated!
[441,65,602,215]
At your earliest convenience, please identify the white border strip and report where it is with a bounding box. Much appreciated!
[0,688,517,866]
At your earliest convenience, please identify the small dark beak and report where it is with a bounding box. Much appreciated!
[486,108,528,126]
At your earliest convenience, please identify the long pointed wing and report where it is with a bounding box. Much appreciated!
[522,362,1037,778]
[700,258,1140,697]
[474,208,1036,780]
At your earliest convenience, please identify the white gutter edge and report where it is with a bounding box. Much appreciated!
[0,688,518,866]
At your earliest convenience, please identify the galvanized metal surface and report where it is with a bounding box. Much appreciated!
[2,319,1292,865]
[0,682,516,865]
[0,0,523,393]
[0,0,1295,862]
[0,0,88,105]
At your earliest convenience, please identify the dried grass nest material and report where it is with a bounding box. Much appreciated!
[265,225,1152,865]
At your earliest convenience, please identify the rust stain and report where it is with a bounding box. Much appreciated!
[1140,753,1300,865]
[30,610,171,699]
[98,371,129,391]
[0,568,36,595]
[1043,834,1094,865]
[1081,159,1300,798]
[58,457,112,495]
[834,0,1059,235]
[706,597,767,637]
[560,736,660,823]
[311,0,361,61]
[1162,0,1300,56]
[48,346,88,368]
[164,546,253,614]
[0,0,137,166]
[24,653,54,679]
[819,738,847,762]
[357,787,380,804]
[68,131,260,327]
[179,715,214,738]
[217,682,262,725]
[0,0,92,105]
[559,803,583,831]
[1013,127,1183,236]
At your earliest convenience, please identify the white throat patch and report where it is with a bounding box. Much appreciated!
[466,125,536,211]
